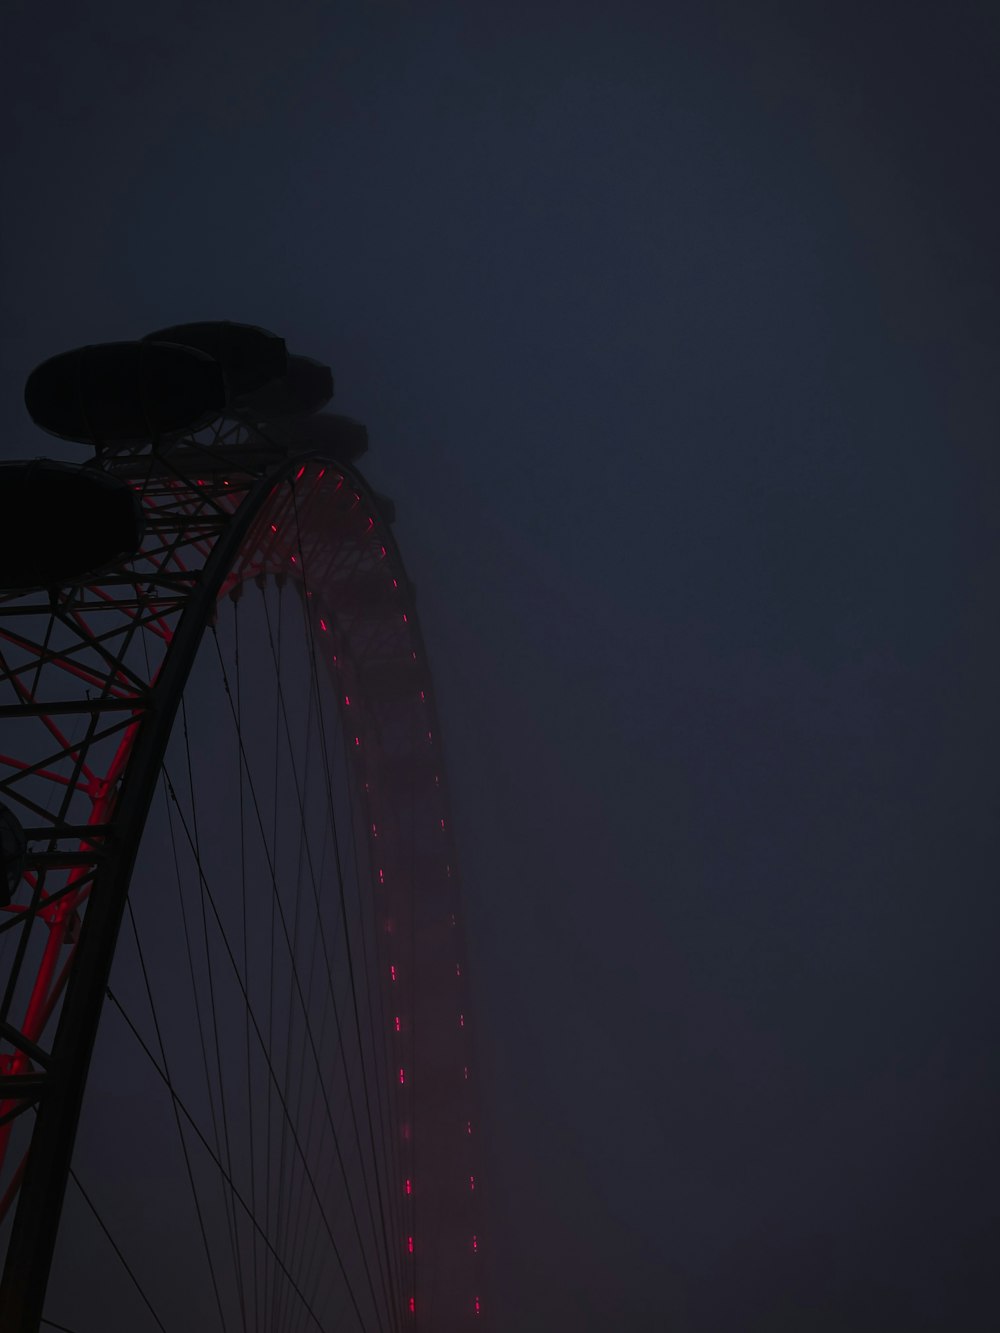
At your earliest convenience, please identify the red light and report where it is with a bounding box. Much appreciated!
[318,468,326,479]
[472,1234,478,1252]
[469,1175,475,1191]
[393,578,399,589]
[354,736,360,746]
[467,1121,472,1135]
[395,1015,401,1031]
[344,695,351,706]
[475,1297,481,1316]
[391,965,397,982]
[290,554,297,564]
[408,1235,414,1253]
[420,690,426,701]
[455,963,461,977]
[371,822,378,837]
[295,465,306,480]
[402,613,408,623]
[409,1297,415,1314]
[440,818,446,830]
[270,523,277,533]
[463,1066,469,1080]
[405,1178,412,1195]
[399,1068,405,1084]
[378,868,385,883]
[319,619,328,631]
[459,1013,465,1028]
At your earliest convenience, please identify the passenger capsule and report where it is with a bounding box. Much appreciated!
[262,412,368,461]
[233,354,333,421]
[24,340,226,447]
[0,459,144,590]
[142,320,287,401]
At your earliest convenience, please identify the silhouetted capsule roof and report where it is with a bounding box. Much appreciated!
[0,459,144,590]
[24,341,226,446]
[262,412,368,461]
[141,320,288,401]
[233,354,334,421]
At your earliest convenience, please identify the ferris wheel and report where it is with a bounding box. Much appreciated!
[0,323,484,1332]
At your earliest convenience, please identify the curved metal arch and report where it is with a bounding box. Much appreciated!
[0,429,483,1330]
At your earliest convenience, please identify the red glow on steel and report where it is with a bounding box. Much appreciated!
[354,736,360,747]
[381,545,387,558]
[270,523,277,532]
[399,1068,405,1084]
[475,1298,481,1316]
[319,619,328,631]
[402,613,408,623]
[392,578,398,589]
[395,1016,401,1031]
[290,555,296,564]
[295,465,306,480]
[410,1297,415,1314]
[378,868,385,883]
[405,1178,412,1195]
[317,467,326,479]
[420,690,425,701]
[408,1236,414,1253]
[344,695,351,706]
[390,965,397,982]
[472,1235,478,1252]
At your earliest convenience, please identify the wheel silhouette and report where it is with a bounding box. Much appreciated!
[0,325,483,1331]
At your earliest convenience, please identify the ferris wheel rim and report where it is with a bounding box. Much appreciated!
[0,436,480,1331]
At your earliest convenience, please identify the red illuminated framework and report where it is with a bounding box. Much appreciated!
[0,417,484,1330]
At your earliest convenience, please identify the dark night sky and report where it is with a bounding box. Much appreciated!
[4,3,1000,1329]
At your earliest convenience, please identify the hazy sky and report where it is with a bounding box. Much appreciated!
[3,3,1000,1329]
